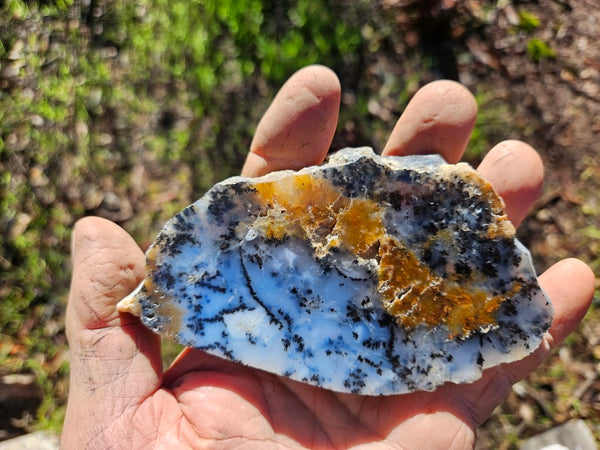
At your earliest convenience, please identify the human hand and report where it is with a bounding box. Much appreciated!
[62,65,594,449]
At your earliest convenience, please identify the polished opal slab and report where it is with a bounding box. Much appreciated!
[118,147,553,395]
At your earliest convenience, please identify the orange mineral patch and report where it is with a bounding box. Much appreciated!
[377,236,517,338]
[250,171,516,338]
[140,243,184,340]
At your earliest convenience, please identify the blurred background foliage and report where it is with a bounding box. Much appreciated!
[1,0,598,445]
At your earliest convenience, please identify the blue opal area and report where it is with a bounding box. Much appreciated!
[120,147,553,395]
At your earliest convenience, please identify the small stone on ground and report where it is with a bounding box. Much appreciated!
[520,420,597,450]
[0,432,59,450]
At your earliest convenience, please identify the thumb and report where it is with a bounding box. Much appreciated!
[64,217,162,426]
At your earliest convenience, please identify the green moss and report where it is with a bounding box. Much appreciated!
[527,38,557,63]
[518,10,541,33]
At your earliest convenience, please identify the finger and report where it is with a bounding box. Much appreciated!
[65,217,162,410]
[477,140,544,227]
[457,258,595,426]
[536,258,594,347]
[242,65,341,177]
[505,258,593,397]
[382,80,477,163]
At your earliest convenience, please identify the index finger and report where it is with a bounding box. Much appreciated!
[242,65,341,177]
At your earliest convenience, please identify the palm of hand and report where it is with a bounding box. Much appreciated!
[63,66,593,449]
[124,366,478,448]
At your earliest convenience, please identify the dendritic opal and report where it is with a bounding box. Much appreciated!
[118,147,553,395]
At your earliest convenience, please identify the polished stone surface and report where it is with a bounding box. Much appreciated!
[118,147,553,395]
